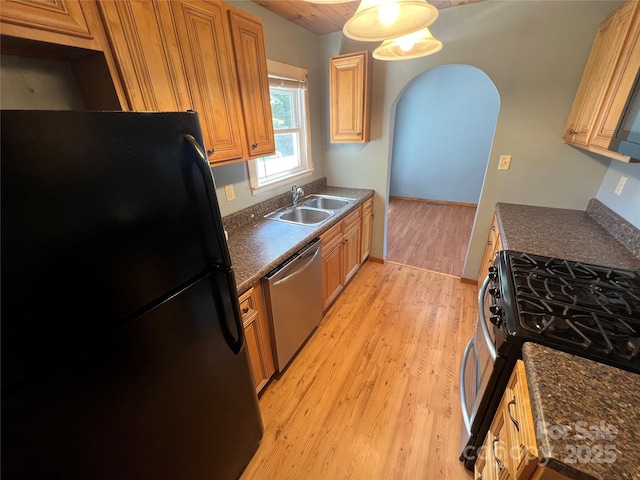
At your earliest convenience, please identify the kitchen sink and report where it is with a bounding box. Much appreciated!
[264,195,354,226]
[301,194,354,210]
[280,207,331,224]
[265,205,331,226]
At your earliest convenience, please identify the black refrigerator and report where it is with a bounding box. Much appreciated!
[1,110,263,479]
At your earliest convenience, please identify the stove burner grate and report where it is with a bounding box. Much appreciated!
[503,251,640,368]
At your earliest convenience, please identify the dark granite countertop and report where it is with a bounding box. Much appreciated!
[225,185,374,294]
[495,202,640,270]
[522,343,640,480]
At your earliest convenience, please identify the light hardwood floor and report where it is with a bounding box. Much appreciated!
[241,261,477,480]
[386,198,476,277]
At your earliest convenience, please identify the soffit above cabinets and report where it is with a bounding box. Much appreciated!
[252,0,485,36]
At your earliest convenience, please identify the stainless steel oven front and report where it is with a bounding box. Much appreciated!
[459,276,497,460]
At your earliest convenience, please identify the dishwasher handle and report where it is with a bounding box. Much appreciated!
[272,243,321,287]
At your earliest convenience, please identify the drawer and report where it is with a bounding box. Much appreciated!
[342,208,361,233]
[361,197,373,215]
[321,222,342,253]
[238,288,258,324]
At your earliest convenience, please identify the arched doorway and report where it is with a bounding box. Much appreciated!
[385,64,500,276]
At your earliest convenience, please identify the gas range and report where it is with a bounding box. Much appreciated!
[494,250,640,373]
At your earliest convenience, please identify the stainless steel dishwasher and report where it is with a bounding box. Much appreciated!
[262,238,323,372]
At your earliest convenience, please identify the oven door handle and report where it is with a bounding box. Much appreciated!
[478,275,497,361]
[460,337,474,434]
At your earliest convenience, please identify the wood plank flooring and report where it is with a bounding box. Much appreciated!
[386,198,476,277]
[241,261,477,480]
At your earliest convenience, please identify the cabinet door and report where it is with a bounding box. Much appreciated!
[226,6,275,158]
[0,0,94,43]
[360,199,373,263]
[239,285,274,393]
[330,51,372,143]
[170,0,246,163]
[504,362,539,479]
[591,2,640,149]
[563,3,635,146]
[98,0,190,112]
[343,224,361,284]
[322,242,343,311]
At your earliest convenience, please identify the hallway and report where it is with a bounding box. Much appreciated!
[386,197,476,277]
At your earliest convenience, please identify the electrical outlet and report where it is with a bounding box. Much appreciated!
[498,155,512,170]
[224,184,235,201]
[614,176,627,196]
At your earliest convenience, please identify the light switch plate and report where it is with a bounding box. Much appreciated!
[614,176,627,196]
[224,184,235,201]
[498,155,512,170]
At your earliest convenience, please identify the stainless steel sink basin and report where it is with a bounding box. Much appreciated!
[279,207,331,224]
[264,194,355,226]
[302,195,353,210]
[265,206,331,226]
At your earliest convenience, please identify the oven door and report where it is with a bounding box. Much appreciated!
[459,275,498,458]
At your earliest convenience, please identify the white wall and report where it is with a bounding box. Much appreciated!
[211,1,326,216]
[389,64,499,204]
[320,0,618,278]
[596,161,640,228]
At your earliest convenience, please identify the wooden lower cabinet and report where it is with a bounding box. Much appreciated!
[475,361,570,480]
[239,283,274,394]
[360,197,373,263]
[478,213,502,286]
[321,208,362,311]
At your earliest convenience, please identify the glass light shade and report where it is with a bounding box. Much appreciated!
[343,0,438,42]
[372,27,442,60]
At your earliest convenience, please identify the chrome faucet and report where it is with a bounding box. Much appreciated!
[292,184,304,206]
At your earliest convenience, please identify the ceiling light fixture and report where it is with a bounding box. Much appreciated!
[372,27,442,60]
[343,0,438,42]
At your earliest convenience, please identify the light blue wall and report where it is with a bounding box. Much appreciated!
[596,161,640,228]
[389,64,499,204]
[320,1,618,277]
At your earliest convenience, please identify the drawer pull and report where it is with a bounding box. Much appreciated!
[507,397,520,432]
[492,436,505,471]
[242,307,250,314]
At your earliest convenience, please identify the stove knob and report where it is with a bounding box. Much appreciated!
[489,305,502,316]
[489,287,501,298]
[488,266,498,281]
[490,314,503,328]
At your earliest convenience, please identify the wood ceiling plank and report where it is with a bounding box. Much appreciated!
[252,0,482,35]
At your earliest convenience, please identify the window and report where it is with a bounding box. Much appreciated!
[248,60,312,194]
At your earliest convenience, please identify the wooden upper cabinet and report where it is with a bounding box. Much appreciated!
[563,0,640,162]
[226,4,275,158]
[168,0,246,163]
[591,5,640,150]
[98,0,190,112]
[0,0,127,110]
[329,51,372,144]
[1,0,96,46]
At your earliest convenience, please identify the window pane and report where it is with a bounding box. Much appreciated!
[259,132,300,180]
[270,89,294,130]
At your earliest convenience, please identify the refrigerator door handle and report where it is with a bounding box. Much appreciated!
[214,266,246,355]
[185,134,232,266]
[186,135,244,355]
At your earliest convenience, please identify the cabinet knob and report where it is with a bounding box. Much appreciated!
[206,148,215,156]
[251,143,258,149]
[568,129,578,136]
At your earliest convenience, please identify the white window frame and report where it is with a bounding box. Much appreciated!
[247,60,313,195]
